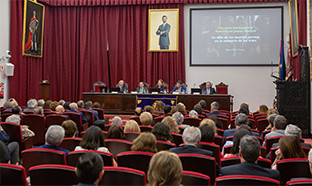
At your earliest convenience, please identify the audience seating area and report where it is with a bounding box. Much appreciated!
[0,103,311,186]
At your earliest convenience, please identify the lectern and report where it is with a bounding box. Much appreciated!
[40,80,50,101]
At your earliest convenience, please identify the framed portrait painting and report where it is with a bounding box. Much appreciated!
[288,0,299,57]
[22,0,45,57]
[148,9,179,52]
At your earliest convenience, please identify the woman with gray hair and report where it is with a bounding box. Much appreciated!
[188,110,198,118]
[6,115,35,138]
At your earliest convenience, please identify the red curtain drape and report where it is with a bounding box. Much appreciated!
[10,0,185,105]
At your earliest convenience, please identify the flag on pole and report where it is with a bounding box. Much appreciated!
[278,40,286,80]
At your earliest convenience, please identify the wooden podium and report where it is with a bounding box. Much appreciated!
[40,80,50,100]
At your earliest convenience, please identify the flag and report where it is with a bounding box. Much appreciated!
[278,40,286,80]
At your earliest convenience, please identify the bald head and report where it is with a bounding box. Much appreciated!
[69,103,78,111]
[55,105,65,114]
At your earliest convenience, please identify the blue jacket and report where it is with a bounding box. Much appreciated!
[156,23,171,46]
[37,144,70,156]
[86,109,99,121]
[171,85,187,94]
[67,110,88,124]
[169,144,213,157]
[0,130,10,143]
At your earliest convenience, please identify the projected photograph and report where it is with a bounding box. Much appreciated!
[22,0,45,57]
[190,7,283,66]
[148,9,179,52]
[289,0,299,57]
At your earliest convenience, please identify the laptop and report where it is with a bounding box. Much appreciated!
[109,87,121,93]
[191,88,202,95]
[149,88,160,94]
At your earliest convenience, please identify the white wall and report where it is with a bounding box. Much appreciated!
[0,0,10,106]
[184,3,290,112]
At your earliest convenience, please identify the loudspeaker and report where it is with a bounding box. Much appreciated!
[4,63,14,76]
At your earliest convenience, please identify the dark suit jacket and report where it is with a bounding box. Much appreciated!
[201,87,216,95]
[116,85,128,93]
[220,162,281,181]
[223,128,260,143]
[169,144,213,157]
[136,87,148,94]
[156,23,171,46]
[154,85,166,93]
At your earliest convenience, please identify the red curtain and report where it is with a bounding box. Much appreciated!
[10,0,185,105]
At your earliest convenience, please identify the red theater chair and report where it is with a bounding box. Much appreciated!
[117,151,154,175]
[215,175,280,185]
[0,163,27,186]
[156,140,176,151]
[59,137,82,151]
[23,114,46,145]
[286,179,312,186]
[182,170,211,186]
[67,150,114,167]
[105,139,133,158]
[99,167,146,185]
[277,158,311,184]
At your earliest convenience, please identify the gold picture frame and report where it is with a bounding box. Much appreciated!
[148,9,179,52]
[22,0,45,57]
[288,0,299,57]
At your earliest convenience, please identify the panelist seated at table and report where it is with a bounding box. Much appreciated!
[116,80,128,93]
[136,82,149,93]
[171,80,187,94]
[201,81,216,95]
[154,79,166,93]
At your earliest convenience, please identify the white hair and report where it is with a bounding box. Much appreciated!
[211,101,219,110]
[37,99,45,107]
[172,112,184,125]
[69,103,78,110]
[5,115,21,124]
[59,100,65,106]
[27,99,38,108]
[189,110,198,118]
[285,124,302,139]
[183,126,201,145]
[45,125,65,146]
[111,116,123,125]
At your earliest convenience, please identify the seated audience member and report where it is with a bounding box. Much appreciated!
[239,103,250,115]
[171,80,187,94]
[6,115,35,138]
[75,126,108,152]
[12,106,23,115]
[200,119,217,135]
[264,113,278,131]
[77,100,84,109]
[85,101,99,121]
[206,101,225,117]
[162,116,179,133]
[169,126,213,157]
[152,122,173,142]
[201,81,216,95]
[3,101,10,109]
[259,104,269,114]
[63,102,71,110]
[136,82,148,93]
[124,120,141,132]
[55,105,66,115]
[188,110,198,118]
[131,132,157,153]
[34,106,43,115]
[223,127,252,157]
[75,152,104,186]
[140,112,153,126]
[23,98,37,112]
[163,105,172,116]
[267,108,279,117]
[155,101,165,112]
[43,100,52,109]
[93,120,105,131]
[144,105,154,113]
[58,99,65,106]
[208,115,223,129]
[171,106,177,114]
[148,151,182,186]
[238,105,249,116]
[5,98,19,111]
[172,112,186,127]
[134,107,143,116]
[266,124,311,159]
[193,104,202,116]
[107,124,125,140]
[0,141,10,163]
[116,80,128,93]
[198,100,207,110]
[111,116,123,125]
[220,135,280,180]
[0,125,19,164]
[223,113,259,143]
[49,101,59,111]
[176,102,187,114]
[272,136,307,169]
[68,103,88,124]
[199,124,215,143]
[37,99,45,108]
[62,120,78,138]
[37,125,70,155]
[154,79,166,93]
[92,102,101,108]
[262,115,288,147]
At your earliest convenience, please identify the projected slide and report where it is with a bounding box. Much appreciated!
[190,7,283,65]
